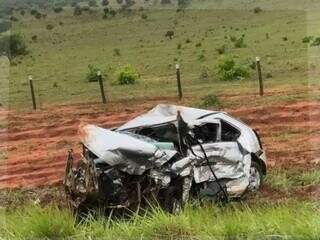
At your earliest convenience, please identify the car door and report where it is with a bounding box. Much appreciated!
[191,118,247,184]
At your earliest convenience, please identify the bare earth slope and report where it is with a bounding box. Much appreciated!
[0,100,319,189]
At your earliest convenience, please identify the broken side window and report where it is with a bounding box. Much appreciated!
[220,120,241,142]
[135,124,178,144]
[193,123,219,143]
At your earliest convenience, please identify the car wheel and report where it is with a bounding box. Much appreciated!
[248,161,263,192]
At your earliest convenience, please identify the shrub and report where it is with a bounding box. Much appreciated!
[30,9,37,15]
[73,6,82,16]
[34,12,42,19]
[198,94,221,109]
[217,57,249,81]
[185,38,191,43]
[116,65,139,85]
[253,7,262,14]
[198,53,206,61]
[46,24,54,30]
[103,7,109,16]
[199,65,210,81]
[282,36,288,41]
[266,73,273,78]
[161,0,171,4]
[141,13,147,19]
[215,45,226,55]
[165,30,174,39]
[302,36,313,43]
[177,43,182,49]
[117,0,123,4]
[53,7,63,13]
[10,34,27,55]
[86,64,101,82]
[20,10,25,15]
[195,42,202,48]
[109,9,116,17]
[103,7,116,18]
[124,0,136,7]
[248,59,256,70]
[30,9,42,19]
[10,16,18,22]
[101,0,109,6]
[31,35,37,42]
[311,37,320,46]
[234,37,246,48]
[113,48,120,56]
[230,35,237,42]
[0,20,11,33]
[82,6,90,11]
[88,0,97,7]
[0,33,28,59]
[178,0,191,9]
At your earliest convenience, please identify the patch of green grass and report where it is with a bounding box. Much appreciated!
[1,205,76,239]
[0,121,8,130]
[266,170,296,192]
[0,150,7,161]
[1,201,320,239]
[298,170,320,186]
[4,5,313,109]
[272,129,303,142]
[196,93,222,109]
[266,169,320,192]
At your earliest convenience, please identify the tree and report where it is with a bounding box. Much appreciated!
[178,0,191,9]
[165,30,174,39]
[0,33,28,59]
[53,7,63,13]
[103,7,116,18]
[88,0,97,7]
[0,21,11,33]
[73,5,82,16]
[101,0,109,6]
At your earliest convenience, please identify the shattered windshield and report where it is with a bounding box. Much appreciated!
[121,131,176,151]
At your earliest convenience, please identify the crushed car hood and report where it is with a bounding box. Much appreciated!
[80,124,177,175]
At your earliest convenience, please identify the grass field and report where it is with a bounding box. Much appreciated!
[1,0,319,109]
[1,201,320,239]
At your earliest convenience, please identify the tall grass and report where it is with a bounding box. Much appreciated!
[266,169,320,192]
[1,201,320,239]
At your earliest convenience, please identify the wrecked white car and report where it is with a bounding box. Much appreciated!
[64,104,267,214]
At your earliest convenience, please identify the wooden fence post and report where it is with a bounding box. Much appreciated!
[97,71,107,104]
[176,64,182,100]
[28,75,37,110]
[256,57,264,96]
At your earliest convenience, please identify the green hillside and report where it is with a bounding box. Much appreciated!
[0,0,319,109]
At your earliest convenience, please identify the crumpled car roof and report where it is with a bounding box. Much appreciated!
[117,104,222,131]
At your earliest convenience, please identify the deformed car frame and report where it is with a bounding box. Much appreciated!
[64,104,267,214]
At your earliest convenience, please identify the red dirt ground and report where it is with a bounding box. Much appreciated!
[0,99,319,189]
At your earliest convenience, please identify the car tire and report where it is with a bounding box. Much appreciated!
[248,161,263,193]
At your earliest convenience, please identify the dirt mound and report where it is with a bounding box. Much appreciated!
[0,100,319,189]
